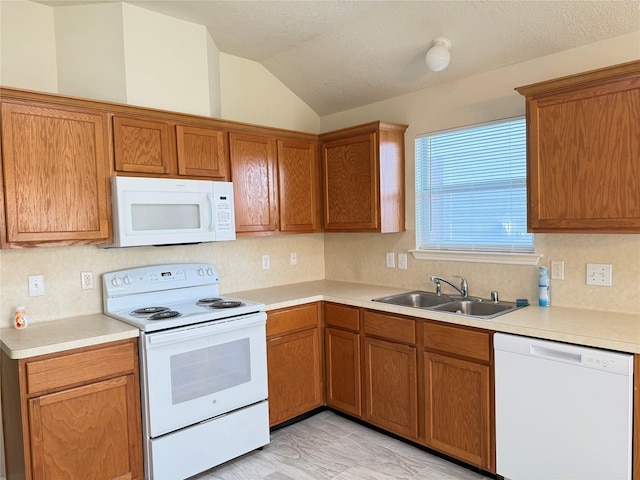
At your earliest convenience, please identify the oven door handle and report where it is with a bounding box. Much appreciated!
[148,326,206,346]
[146,315,266,347]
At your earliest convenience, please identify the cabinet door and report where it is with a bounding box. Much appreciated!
[521,65,640,232]
[229,132,278,233]
[28,375,143,480]
[1,102,111,246]
[363,337,418,440]
[176,125,229,179]
[113,115,175,175]
[424,351,492,470]
[267,328,322,426]
[325,327,361,417]
[322,133,378,231]
[277,139,320,233]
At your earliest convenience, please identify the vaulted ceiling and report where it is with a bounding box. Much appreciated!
[37,1,640,115]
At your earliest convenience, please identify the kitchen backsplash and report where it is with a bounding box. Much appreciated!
[0,234,325,328]
[2,229,639,329]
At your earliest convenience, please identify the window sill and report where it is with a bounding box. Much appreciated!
[409,249,542,266]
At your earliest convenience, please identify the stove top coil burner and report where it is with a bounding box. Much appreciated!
[209,300,245,309]
[131,306,169,316]
[148,310,181,321]
[196,298,222,306]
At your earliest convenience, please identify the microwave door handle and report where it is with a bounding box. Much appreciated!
[207,193,215,232]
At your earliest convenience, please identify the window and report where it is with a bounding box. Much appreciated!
[415,117,533,255]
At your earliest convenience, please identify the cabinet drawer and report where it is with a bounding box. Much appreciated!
[364,311,416,345]
[423,321,491,363]
[25,340,137,396]
[267,303,319,338]
[324,303,360,332]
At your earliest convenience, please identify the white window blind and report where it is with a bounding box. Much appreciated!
[415,117,533,253]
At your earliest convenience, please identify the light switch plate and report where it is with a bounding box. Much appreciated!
[385,252,395,268]
[28,275,45,296]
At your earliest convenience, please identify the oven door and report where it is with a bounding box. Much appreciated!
[141,312,267,438]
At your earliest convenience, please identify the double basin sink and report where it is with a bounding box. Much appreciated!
[372,291,520,319]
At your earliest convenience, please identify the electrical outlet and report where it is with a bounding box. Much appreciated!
[290,252,297,266]
[386,252,395,268]
[262,255,271,270]
[398,253,408,270]
[551,261,564,280]
[28,275,45,297]
[586,263,612,286]
[81,271,94,290]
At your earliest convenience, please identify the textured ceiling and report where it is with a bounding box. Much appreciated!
[36,1,640,115]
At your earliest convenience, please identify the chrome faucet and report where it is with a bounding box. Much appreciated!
[430,275,468,297]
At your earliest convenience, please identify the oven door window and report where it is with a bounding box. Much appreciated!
[143,315,267,438]
[170,338,251,404]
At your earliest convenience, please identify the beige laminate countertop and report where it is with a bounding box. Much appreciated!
[2,280,638,360]
[0,313,139,359]
[228,280,640,354]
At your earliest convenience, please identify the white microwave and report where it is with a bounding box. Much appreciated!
[106,176,235,247]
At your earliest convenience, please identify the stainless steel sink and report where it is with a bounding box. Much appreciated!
[372,291,520,319]
[431,300,517,319]
[372,291,453,308]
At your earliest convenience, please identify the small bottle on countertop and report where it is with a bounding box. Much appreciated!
[538,266,550,307]
[14,306,28,329]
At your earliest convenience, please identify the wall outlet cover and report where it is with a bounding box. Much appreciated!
[398,253,408,270]
[586,263,612,286]
[551,260,564,280]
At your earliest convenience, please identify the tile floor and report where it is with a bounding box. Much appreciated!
[189,410,494,480]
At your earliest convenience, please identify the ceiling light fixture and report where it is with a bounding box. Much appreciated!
[425,37,451,72]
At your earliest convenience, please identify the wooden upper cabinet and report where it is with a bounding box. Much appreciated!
[0,101,112,247]
[177,125,228,179]
[517,60,640,232]
[113,115,174,175]
[229,132,319,235]
[113,115,229,180]
[277,139,320,233]
[320,121,407,233]
[229,132,278,233]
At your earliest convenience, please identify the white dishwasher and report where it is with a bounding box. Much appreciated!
[494,333,633,480]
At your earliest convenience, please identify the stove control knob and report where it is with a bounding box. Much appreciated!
[111,276,122,287]
[197,267,205,276]
[206,267,214,276]
[123,275,133,285]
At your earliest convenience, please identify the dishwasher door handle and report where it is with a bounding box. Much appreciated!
[530,344,582,364]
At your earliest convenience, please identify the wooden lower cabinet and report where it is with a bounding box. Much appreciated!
[1,338,143,480]
[364,337,418,440]
[363,310,418,440]
[423,321,494,471]
[324,303,362,417]
[266,303,323,426]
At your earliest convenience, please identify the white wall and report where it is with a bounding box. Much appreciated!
[0,0,57,92]
[121,3,212,116]
[321,31,640,314]
[54,2,127,103]
[220,53,321,133]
